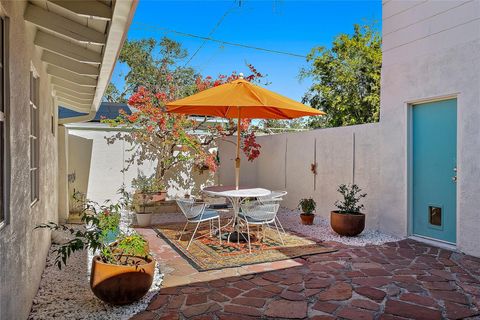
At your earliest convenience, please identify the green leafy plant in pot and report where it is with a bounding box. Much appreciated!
[36,196,156,305]
[331,184,367,236]
[298,198,316,225]
[132,172,166,227]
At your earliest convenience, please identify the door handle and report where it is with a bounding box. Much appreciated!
[452,166,457,183]
[452,176,457,182]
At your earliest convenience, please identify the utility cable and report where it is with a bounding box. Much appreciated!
[184,6,235,67]
[132,22,307,58]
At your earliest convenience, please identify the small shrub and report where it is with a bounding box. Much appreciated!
[334,184,367,214]
[298,198,316,215]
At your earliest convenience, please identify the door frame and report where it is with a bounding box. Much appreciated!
[406,93,460,245]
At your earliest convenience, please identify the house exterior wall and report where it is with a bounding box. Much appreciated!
[218,0,480,257]
[66,125,217,206]
[381,0,480,256]
[0,1,58,319]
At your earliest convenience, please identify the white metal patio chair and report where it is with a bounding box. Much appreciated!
[239,199,284,253]
[257,190,288,234]
[176,199,222,250]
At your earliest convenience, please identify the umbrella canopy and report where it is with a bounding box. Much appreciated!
[166,77,325,189]
[167,79,325,119]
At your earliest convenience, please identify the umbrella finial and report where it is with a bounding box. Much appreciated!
[239,72,244,79]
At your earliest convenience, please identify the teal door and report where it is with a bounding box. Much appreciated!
[412,99,457,243]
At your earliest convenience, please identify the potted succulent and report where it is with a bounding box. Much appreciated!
[36,198,155,305]
[330,184,367,236]
[298,198,316,225]
[132,173,166,227]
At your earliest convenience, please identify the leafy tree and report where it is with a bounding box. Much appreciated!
[255,118,309,134]
[104,37,198,103]
[301,24,381,128]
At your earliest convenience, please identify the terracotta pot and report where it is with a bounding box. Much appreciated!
[90,255,155,305]
[134,191,167,204]
[148,191,167,202]
[330,211,365,237]
[136,212,152,227]
[300,213,315,225]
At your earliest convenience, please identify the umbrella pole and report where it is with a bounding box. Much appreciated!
[235,112,241,190]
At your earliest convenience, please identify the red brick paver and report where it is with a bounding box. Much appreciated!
[134,229,480,319]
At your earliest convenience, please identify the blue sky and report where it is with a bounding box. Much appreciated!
[112,0,381,102]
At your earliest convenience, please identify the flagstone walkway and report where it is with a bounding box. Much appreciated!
[132,228,480,320]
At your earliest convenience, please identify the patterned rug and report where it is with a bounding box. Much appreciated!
[152,221,336,271]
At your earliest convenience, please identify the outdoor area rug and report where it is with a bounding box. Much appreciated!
[152,222,336,271]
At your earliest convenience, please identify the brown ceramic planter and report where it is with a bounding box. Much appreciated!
[300,213,315,225]
[330,211,365,237]
[90,255,155,305]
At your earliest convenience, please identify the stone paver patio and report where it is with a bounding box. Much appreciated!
[133,228,480,320]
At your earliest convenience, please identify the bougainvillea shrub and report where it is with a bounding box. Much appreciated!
[102,64,263,191]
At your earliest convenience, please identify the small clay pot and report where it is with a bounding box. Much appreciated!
[90,255,155,305]
[330,211,365,237]
[300,213,315,225]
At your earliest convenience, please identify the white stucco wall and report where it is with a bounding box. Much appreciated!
[218,0,480,257]
[218,124,387,232]
[0,1,58,319]
[66,125,217,205]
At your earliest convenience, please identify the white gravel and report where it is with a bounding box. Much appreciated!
[28,210,163,320]
[277,207,401,246]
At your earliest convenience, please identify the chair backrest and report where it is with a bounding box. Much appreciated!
[257,190,287,203]
[241,199,281,222]
[176,199,207,220]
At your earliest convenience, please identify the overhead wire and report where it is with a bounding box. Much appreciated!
[132,22,307,59]
[183,5,235,67]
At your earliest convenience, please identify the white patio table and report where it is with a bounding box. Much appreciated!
[202,186,271,242]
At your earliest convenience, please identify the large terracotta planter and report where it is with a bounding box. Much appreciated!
[90,255,155,305]
[330,211,365,236]
[300,213,315,225]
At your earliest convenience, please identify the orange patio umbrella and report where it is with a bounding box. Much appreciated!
[166,75,325,189]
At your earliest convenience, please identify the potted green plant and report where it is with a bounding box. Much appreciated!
[331,184,367,236]
[36,200,155,305]
[132,173,166,227]
[298,198,316,225]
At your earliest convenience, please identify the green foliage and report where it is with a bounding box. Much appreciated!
[104,37,198,103]
[301,23,382,128]
[334,184,367,214]
[35,190,150,269]
[97,206,121,236]
[114,233,149,258]
[131,172,165,194]
[255,118,310,133]
[298,198,316,215]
